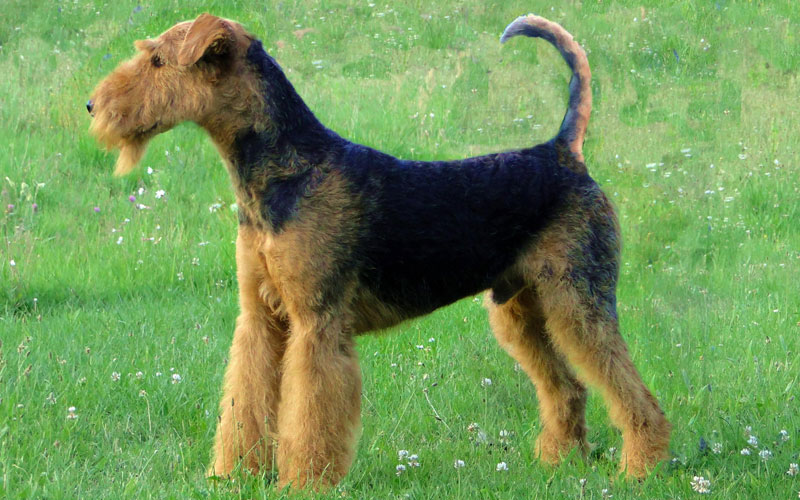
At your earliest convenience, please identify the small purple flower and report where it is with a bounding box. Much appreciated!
[31,203,38,212]
[128,195,136,203]
[7,204,14,212]
[94,206,101,213]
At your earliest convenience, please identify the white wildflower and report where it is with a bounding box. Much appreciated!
[691,476,711,494]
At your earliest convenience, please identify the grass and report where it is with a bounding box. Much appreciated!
[1,0,799,498]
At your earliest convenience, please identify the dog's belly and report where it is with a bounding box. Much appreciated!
[356,217,535,316]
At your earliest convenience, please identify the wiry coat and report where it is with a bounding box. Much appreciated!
[88,13,670,490]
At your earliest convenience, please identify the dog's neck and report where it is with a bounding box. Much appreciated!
[245,41,326,142]
[203,39,340,229]
[229,40,333,181]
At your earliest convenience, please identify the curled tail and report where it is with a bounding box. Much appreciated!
[501,15,592,172]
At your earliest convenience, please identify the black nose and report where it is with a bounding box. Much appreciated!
[86,100,94,114]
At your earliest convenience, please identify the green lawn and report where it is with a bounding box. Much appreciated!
[2,1,799,498]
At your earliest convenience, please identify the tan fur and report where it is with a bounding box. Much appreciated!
[88,13,670,490]
[519,192,672,473]
[486,290,589,463]
[210,226,288,476]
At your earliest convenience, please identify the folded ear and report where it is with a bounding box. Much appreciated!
[177,13,234,66]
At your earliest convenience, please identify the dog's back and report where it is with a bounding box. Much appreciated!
[330,14,596,317]
[337,141,593,316]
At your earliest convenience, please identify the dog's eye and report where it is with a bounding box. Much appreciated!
[151,54,164,68]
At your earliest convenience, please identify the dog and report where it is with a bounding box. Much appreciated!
[88,13,671,489]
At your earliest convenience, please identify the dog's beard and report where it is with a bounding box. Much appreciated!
[114,138,149,176]
[89,114,153,176]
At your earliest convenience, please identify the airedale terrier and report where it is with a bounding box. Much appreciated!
[88,13,671,488]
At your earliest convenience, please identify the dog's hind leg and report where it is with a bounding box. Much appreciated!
[537,285,671,477]
[486,289,589,464]
[531,200,671,477]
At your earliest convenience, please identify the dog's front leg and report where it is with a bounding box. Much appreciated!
[276,315,361,489]
[209,229,287,478]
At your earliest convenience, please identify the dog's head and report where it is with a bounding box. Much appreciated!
[87,14,253,175]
